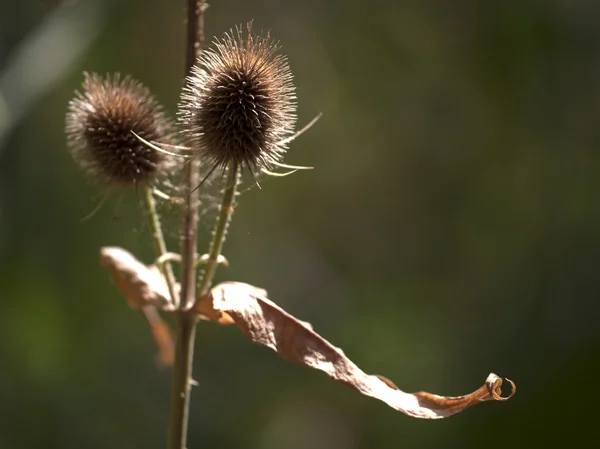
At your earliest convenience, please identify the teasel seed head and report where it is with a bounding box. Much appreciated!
[66,72,174,187]
[178,24,297,176]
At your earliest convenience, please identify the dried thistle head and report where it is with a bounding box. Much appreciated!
[178,24,297,176]
[66,72,174,187]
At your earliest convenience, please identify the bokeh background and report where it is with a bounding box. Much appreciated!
[1,0,598,448]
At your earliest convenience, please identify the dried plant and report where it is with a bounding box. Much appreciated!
[65,2,515,449]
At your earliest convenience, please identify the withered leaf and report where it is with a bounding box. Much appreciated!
[194,290,235,325]
[100,246,172,309]
[204,282,516,419]
[100,246,175,367]
[98,248,515,416]
[141,305,175,367]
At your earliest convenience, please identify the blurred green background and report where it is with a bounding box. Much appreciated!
[1,0,598,448]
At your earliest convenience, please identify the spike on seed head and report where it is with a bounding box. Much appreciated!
[178,23,297,175]
[65,72,174,186]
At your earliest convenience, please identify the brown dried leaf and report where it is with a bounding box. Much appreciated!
[99,246,172,309]
[140,305,175,367]
[205,282,516,419]
[194,292,235,325]
[99,246,175,367]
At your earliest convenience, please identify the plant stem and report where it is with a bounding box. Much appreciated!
[197,161,240,299]
[168,311,198,449]
[168,2,207,449]
[141,185,178,309]
[180,0,207,312]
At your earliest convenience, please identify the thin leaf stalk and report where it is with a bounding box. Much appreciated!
[140,184,178,309]
[197,160,240,298]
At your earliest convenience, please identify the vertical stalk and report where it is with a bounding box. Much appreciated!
[168,2,207,449]
[168,311,198,449]
[180,0,206,313]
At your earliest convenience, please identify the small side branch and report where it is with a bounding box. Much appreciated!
[197,161,240,299]
[141,185,178,310]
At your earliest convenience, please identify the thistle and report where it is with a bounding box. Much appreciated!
[66,72,174,187]
[178,24,297,178]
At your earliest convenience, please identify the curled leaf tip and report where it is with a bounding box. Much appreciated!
[375,374,399,390]
[487,374,516,401]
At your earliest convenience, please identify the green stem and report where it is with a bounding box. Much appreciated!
[197,161,240,299]
[168,312,198,449]
[141,185,178,309]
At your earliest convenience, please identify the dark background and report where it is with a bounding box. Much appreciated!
[1,0,598,448]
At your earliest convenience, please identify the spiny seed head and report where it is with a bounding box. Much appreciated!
[66,72,174,187]
[178,24,297,175]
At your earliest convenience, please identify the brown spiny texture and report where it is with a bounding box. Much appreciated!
[178,24,296,175]
[66,73,174,186]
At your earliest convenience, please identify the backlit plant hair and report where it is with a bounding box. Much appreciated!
[178,24,296,179]
[66,72,174,187]
[64,3,515,449]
